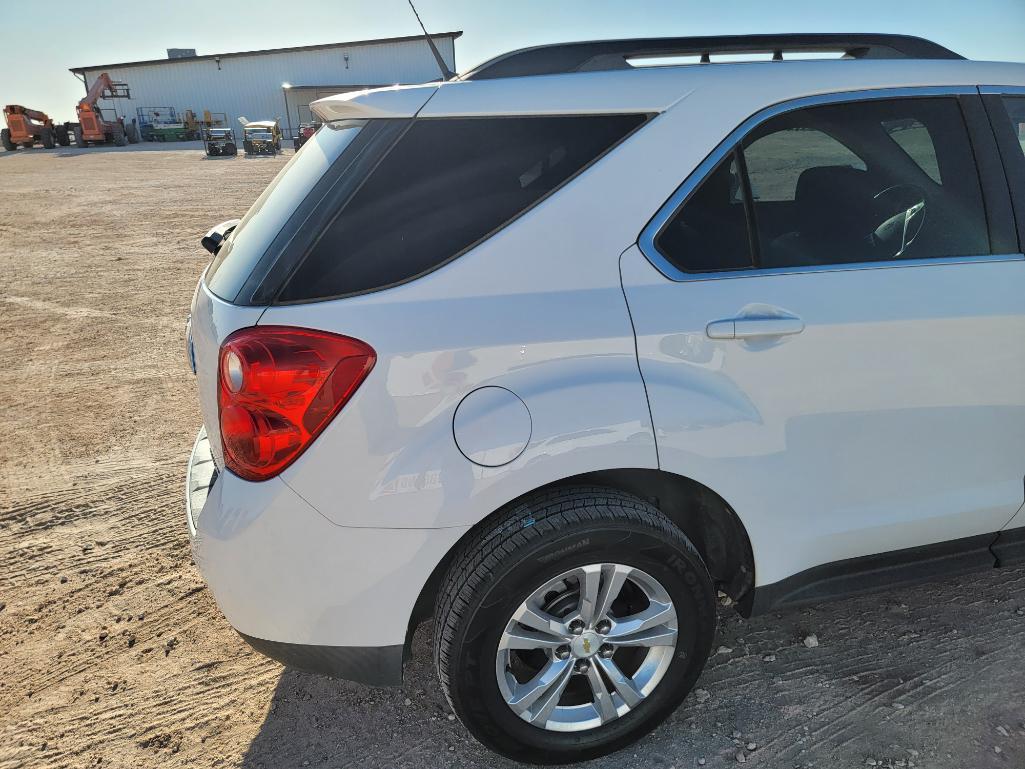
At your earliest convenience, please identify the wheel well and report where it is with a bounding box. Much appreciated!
[407,469,756,654]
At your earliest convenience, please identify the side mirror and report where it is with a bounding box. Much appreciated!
[201,218,241,255]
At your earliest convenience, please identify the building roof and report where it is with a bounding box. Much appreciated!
[287,84,387,91]
[69,31,462,74]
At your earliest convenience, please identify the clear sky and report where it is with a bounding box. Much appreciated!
[3,0,1024,122]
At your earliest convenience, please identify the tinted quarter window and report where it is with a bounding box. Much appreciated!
[747,98,989,269]
[655,153,754,272]
[205,121,366,302]
[277,114,645,302]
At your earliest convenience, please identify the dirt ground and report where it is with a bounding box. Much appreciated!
[1,143,1024,769]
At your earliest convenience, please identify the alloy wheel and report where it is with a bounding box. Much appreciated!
[495,563,679,732]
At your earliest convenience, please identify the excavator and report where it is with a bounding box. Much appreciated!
[1,105,71,151]
[74,72,137,147]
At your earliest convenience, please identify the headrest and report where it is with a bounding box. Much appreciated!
[794,165,875,240]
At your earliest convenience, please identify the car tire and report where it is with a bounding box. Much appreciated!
[433,486,716,763]
[1,128,15,151]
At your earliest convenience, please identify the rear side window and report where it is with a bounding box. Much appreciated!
[1001,96,1025,157]
[744,128,865,202]
[992,96,1025,248]
[655,153,753,271]
[882,118,942,184]
[277,114,645,302]
[655,97,990,273]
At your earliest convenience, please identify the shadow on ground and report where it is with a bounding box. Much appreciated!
[239,624,498,769]
[239,569,1025,769]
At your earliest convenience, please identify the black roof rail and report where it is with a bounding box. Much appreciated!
[461,33,963,81]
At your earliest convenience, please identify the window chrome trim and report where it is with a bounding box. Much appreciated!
[638,85,994,282]
[637,253,1024,283]
[979,85,1025,96]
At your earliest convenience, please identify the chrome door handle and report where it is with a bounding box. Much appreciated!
[706,316,805,340]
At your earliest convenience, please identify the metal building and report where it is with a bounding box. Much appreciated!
[68,32,461,139]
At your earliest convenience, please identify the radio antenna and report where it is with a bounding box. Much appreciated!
[407,0,455,81]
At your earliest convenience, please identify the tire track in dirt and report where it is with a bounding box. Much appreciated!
[1,148,287,769]
[0,464,281,769]
[683,576,1025,768]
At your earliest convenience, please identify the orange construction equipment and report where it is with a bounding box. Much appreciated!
[2,105,71,151]
[74,72,137,147]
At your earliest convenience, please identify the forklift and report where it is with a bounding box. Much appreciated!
[2,105,72,150]
[74,73,138,147]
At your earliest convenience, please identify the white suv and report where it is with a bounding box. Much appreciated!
[185,34,1025,762]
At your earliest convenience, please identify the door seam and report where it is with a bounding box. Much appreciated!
[618,244,661,469]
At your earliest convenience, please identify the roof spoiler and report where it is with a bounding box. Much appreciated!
[461,33,963,81]
[310,84,439,122]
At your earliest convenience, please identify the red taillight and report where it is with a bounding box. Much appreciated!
[217,326,376,482]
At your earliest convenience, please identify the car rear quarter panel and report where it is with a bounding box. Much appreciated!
[189,280,264,466]
[257,112,697,527]
[263,260,659,529]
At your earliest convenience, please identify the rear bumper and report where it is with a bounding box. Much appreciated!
[185,427,217,537]
[238,633,404,686]
[185,428,466,685]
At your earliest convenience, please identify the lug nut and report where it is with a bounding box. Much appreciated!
[555,645,571,660]
[569,619,585,635]
[599,644,615,658]
[575,659,591,673]
[595,619,612,634]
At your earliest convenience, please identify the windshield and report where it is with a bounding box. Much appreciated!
[205,120,366,301]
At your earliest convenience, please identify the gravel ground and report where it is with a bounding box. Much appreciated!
[1,144,1024,769]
